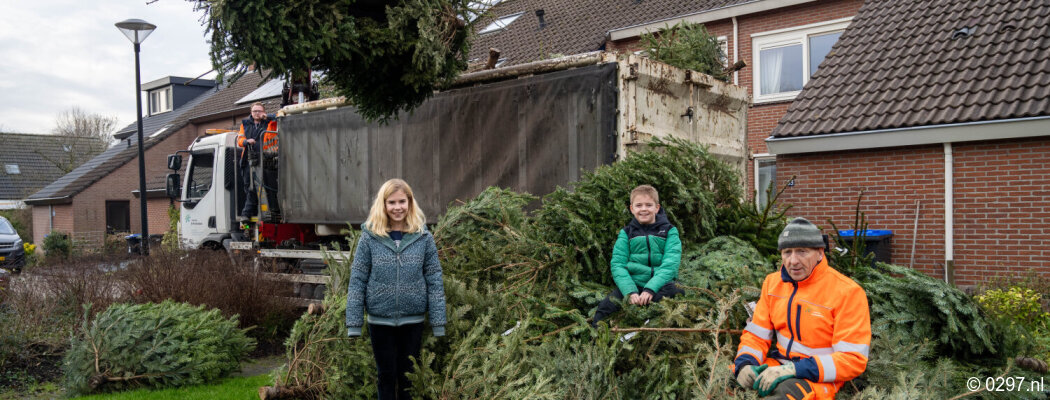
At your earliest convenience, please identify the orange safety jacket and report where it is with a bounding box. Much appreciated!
[236,120,278,151]
[734,256,871,397]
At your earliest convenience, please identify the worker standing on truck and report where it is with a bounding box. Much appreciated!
[236,102,277,220]
[346,179,447,400]
[733,218,871,399]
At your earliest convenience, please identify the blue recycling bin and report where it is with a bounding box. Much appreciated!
[125,234,163,254]
[838,230,893,264]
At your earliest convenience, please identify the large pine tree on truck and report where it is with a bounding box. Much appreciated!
[189,0,477,121]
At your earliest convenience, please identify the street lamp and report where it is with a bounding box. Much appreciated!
[115,18,156,256]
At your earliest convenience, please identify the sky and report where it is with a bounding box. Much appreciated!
[0,1,215,134]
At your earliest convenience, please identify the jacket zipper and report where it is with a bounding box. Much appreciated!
[795,304,803,342]
[646,235,654,279]
[395,240,402,324]
[785,281,799,359]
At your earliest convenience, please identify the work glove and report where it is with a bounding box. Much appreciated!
[754,363,796,396]
[736,364,766,389]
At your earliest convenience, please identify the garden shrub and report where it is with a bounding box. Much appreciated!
[978,287,1050,333]
[63,300,254,396]
[123,249,300,353]
[42,230,71,259]
[978,287,1050,362]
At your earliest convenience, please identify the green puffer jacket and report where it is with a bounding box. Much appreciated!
[610,208,682,295]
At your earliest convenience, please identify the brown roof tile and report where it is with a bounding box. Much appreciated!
[773,0,1050,137]
[467,0,752,67]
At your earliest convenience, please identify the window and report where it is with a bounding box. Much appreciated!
[105,201,130,233]
[4,164,19,175]
[752,18,851,103]
[478,12,523,34]
[149,87,173,114]
[755,156,776,210]
[186,151,215,199]
[717,36,729,67]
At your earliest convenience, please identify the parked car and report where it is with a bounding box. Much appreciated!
[0,216,25,272]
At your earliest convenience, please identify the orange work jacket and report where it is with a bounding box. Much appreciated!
[734,256,871,398]
[236,120,278,151]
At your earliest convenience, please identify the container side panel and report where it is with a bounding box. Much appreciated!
[279,63,619,224]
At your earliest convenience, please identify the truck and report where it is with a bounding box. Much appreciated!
[164,52,750,300]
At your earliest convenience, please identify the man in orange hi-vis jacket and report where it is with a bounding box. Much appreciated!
[734,218,871,400]
[236,102,277,219]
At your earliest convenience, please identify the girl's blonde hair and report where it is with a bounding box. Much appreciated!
[364,179,426,236]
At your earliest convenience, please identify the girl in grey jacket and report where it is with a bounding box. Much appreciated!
[346,179,447,400]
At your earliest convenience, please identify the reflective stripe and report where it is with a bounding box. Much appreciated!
[777,332,834,356]
[817,354,837,382]
[745,322,775,340]
[736,345,765,363]
[797,298,832,310]
[833,341,870,358]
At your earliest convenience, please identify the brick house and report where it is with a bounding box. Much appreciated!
[469,0,865,207]
[24,74,281,248]
[766,0,1050,285]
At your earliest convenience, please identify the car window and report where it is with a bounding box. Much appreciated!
[0,218,14,235]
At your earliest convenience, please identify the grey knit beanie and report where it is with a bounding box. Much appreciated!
[778,218,825,250]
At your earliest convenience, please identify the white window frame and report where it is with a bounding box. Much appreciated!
[149,87,173,115]
[753,154,776,210]
[717,36,729,67]
[751,17,851,104]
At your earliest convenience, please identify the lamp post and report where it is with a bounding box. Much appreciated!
[115,18,156,256]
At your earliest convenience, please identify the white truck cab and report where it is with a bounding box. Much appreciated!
[167,131,241,250]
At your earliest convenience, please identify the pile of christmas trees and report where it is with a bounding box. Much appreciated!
[272,140,1044,399]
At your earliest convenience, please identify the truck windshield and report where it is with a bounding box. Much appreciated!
[0,218,14,235]
[187,151,215,199]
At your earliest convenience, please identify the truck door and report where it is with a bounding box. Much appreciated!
[180,148,218,248]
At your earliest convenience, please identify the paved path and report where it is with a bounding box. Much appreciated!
[234,355,286,378]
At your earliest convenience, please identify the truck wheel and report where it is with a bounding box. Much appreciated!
[299,283,315,299]
[312,284,326,300]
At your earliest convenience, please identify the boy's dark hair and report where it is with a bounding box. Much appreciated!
[629,184,659,204]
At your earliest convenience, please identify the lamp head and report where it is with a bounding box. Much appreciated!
[115,18,156,44]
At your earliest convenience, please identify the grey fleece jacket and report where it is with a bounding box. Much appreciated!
[345,226,447,337]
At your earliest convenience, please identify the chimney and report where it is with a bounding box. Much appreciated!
[535,9,546,30]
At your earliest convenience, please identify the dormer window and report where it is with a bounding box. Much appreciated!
[149,87,173,115]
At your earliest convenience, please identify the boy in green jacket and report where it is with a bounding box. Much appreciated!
[592,185,684,327]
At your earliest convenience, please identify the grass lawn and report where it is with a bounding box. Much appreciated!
[71,374,271,400]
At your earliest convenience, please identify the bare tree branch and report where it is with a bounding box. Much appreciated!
[48,107,116,173]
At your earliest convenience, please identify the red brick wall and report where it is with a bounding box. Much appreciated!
[776,138,1050,286]
[31,204,73,251]
[608,0,866,195]
[31,205,49,244]
[952,138,1050,285]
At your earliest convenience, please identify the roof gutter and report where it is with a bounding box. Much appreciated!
[607,0,817,41]
[23,195,73,205]
[765,115,1050,155]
